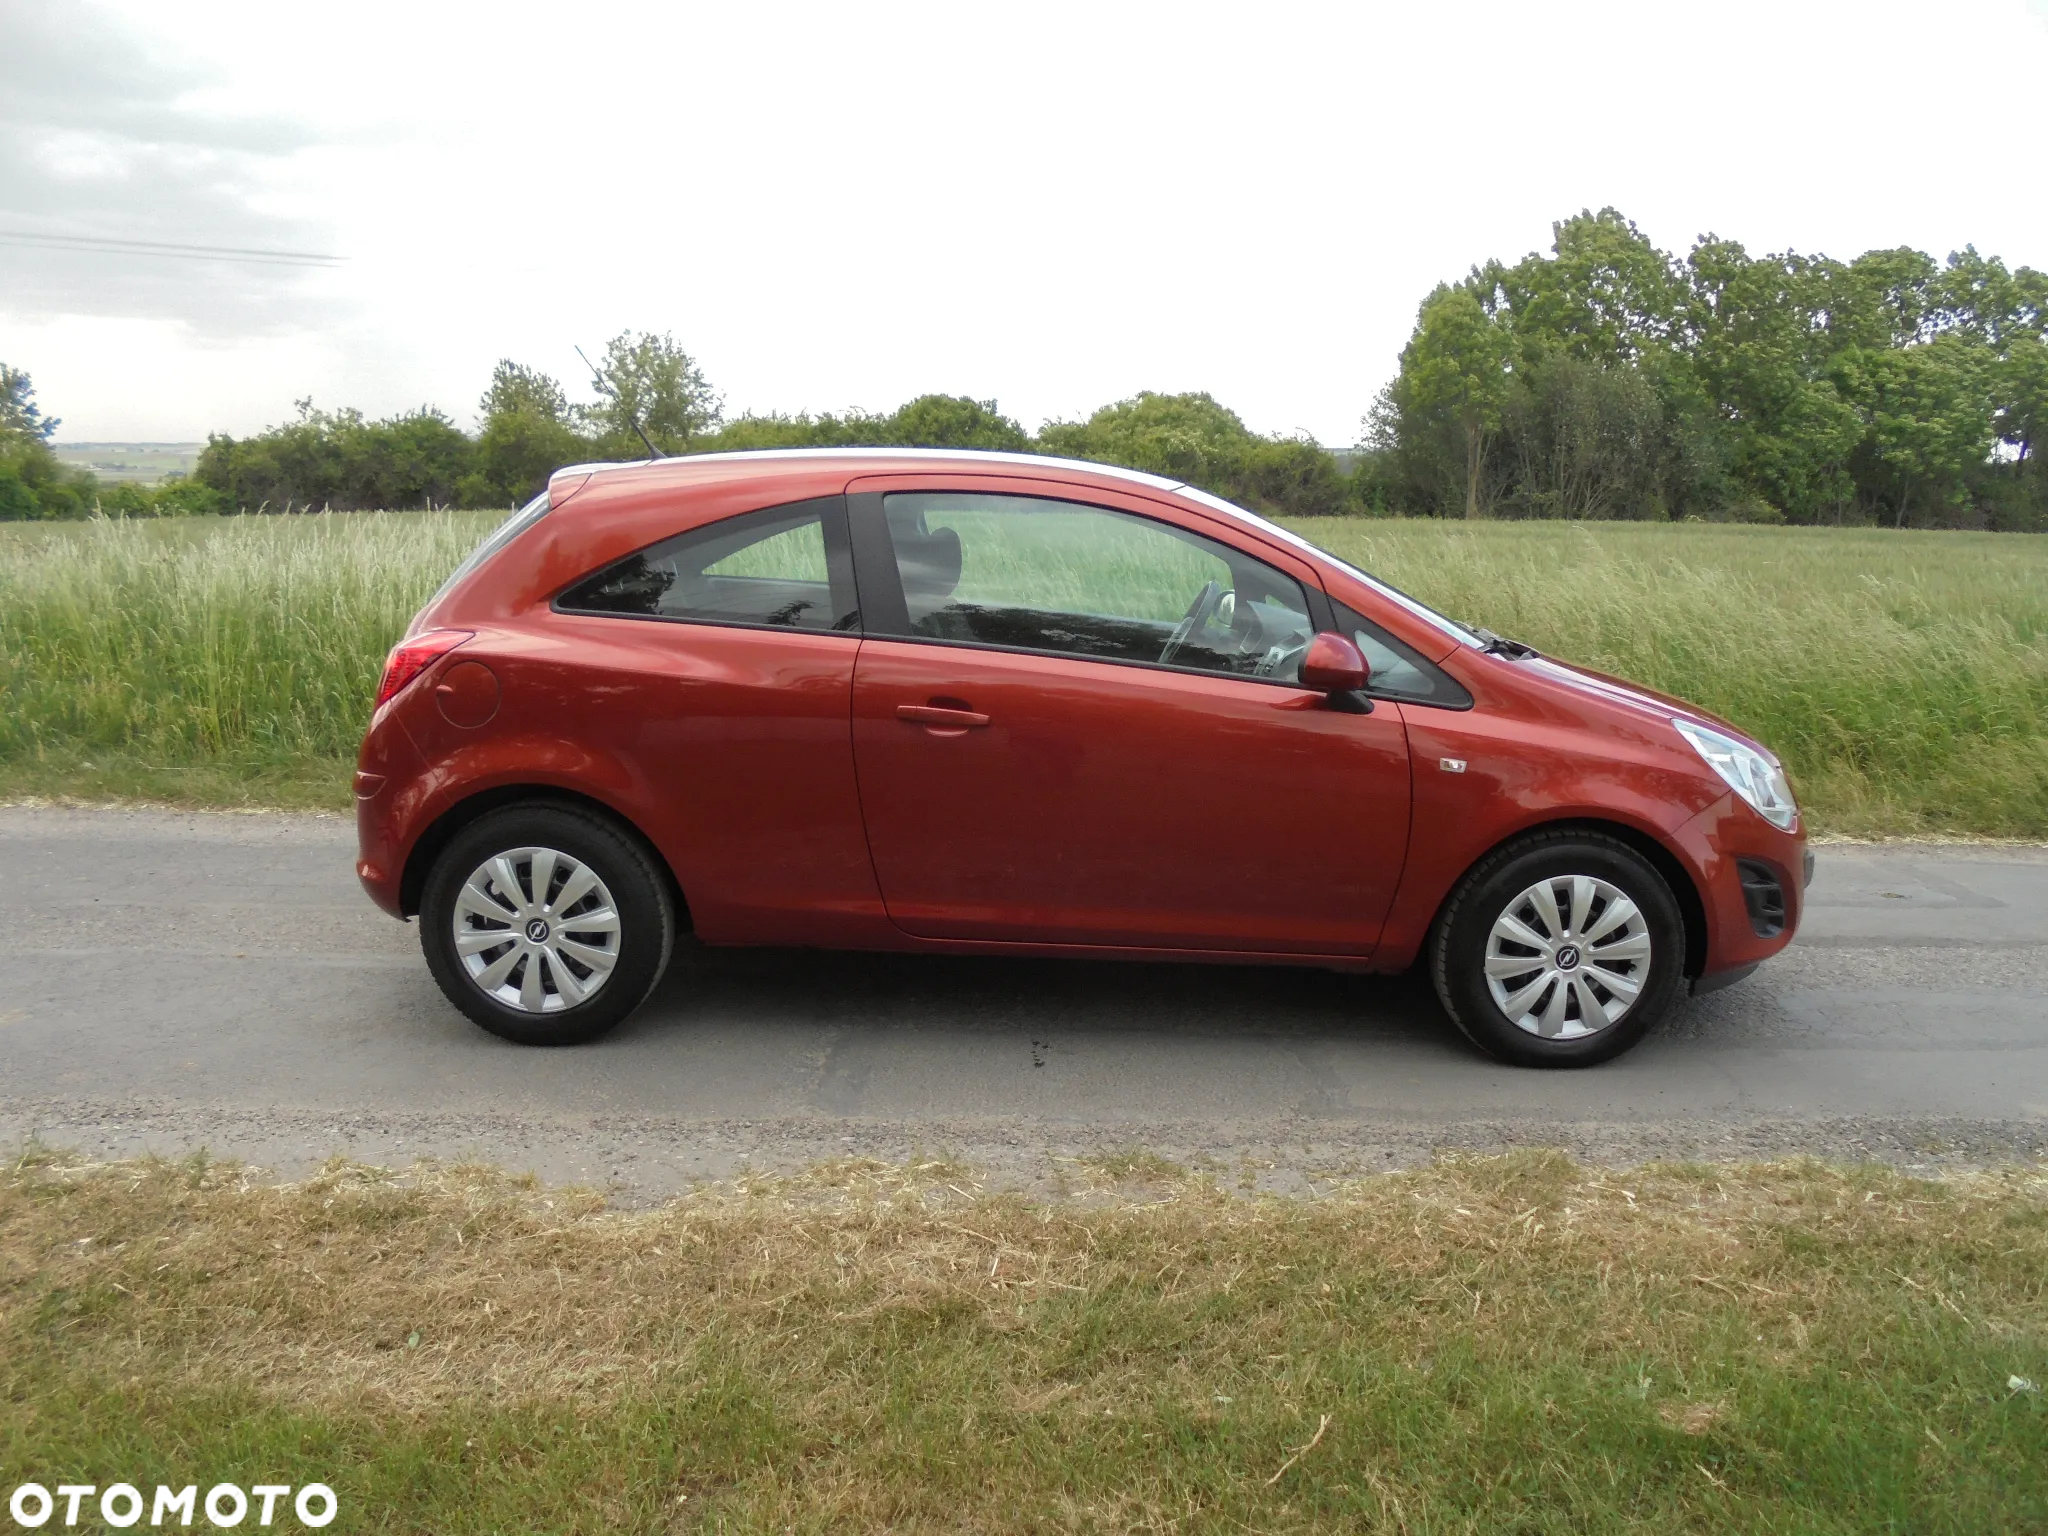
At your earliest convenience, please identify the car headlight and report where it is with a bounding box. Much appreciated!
[1673,719,1798,831]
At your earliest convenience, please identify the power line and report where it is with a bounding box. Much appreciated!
[0,229,345,267]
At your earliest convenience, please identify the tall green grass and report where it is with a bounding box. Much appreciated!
[2,513,2043,835]
[1283,520,2048,839]
[0,512,494,805]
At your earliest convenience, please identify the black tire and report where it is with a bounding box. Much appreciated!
[1429,831,1686,1068]
[420,803,676,1046]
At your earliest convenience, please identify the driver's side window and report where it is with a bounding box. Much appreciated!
[879,493,1314,683]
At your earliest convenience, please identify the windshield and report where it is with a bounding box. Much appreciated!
[1170,486,1482,650]
[427,490,551,608]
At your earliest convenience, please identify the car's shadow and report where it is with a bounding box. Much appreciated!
[621,941,1464,1051]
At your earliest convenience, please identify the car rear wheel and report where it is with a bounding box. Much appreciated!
[420,804,675,1046]
[1430,832,1685,1067]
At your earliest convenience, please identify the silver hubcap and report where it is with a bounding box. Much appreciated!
[452,846,621,1013]
[1485,874,1652,1040]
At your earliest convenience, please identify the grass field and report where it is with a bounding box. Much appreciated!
[3,1150,2042,1533]
[1299,520,2048,840]
[0,512,2044,836]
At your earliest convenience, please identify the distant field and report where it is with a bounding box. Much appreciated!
[47,440,203,485]
[0,512,2043,837]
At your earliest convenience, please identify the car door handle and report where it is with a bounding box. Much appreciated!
[896,704,990,729]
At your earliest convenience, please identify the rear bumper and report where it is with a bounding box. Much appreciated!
[354,706,426,919]
[1671,793,1809,981]
[355,801,406,917]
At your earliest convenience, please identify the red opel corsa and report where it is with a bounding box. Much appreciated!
[355,450,1808,1067]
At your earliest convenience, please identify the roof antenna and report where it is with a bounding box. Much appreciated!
[576,343,663,460]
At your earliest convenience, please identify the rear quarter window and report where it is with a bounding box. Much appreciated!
[556,497,858,633]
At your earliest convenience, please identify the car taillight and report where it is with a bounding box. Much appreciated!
[375,629,473,710]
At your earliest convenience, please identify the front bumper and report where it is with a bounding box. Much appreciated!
[1670,792,1810,982]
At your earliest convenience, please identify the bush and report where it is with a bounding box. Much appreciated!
[196,403,481,511]
[1039,392,1351,517]
[152,477,227,516]
[698,395,1033,455]
[92,483,157,517]
[83,478,229,518]
[464,412,590,508]
[0,440,98,520]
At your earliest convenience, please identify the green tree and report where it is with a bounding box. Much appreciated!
[1038,392,1347,516]
[1995,339,2048,464]
[1502,354,1668,519]
[1395,286,1515,518]
[360,408,476,508]
[467,360,588,506]
[0,361,98,518]
[584,331,720,454]
[1236,435,1351,517]
[0,461,38,519]
[1488,208,1685,367]
[1830,338,1994,526]
[480,360,572,423]
[879,395,1031,451]
[1835,247,1940,349]
[1038,391,1261,483]
[0,363,59,443]
[1683,237,1860,521]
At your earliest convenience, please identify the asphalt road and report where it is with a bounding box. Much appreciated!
[2,806,2043,1194]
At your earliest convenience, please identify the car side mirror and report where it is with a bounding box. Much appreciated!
[1300,632,1370,694]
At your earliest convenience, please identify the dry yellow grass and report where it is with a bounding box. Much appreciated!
[3,1150,2044,1531]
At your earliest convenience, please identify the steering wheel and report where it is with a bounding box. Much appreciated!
[1158,580,1224,667]
[1255,638,1310,678]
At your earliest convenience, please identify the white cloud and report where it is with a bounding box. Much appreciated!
[0,0,340,335]
[3,0,2046,444]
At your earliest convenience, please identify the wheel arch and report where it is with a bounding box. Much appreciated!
[398,784,692,932]
[1423,817,1709,980]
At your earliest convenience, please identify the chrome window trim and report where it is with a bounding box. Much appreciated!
[553,447,1182,492]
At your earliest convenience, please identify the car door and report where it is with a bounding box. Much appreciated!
[846,480,1412,955]
[547,494,879,944]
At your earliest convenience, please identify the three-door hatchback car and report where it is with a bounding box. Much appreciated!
[356,449,1809,1066]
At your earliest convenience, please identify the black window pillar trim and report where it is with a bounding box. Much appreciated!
[845,491,912,635]
[817,495,861,632]
[1300,580,1337,635]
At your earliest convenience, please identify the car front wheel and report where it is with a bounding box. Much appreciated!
[1429,832,1686,1067]
[420,803,676,1046]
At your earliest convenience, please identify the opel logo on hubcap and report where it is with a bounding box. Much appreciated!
[525,918,551,943]
[1555,944,1581,971]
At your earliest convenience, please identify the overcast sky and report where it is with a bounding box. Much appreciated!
[4,0,2047,445]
